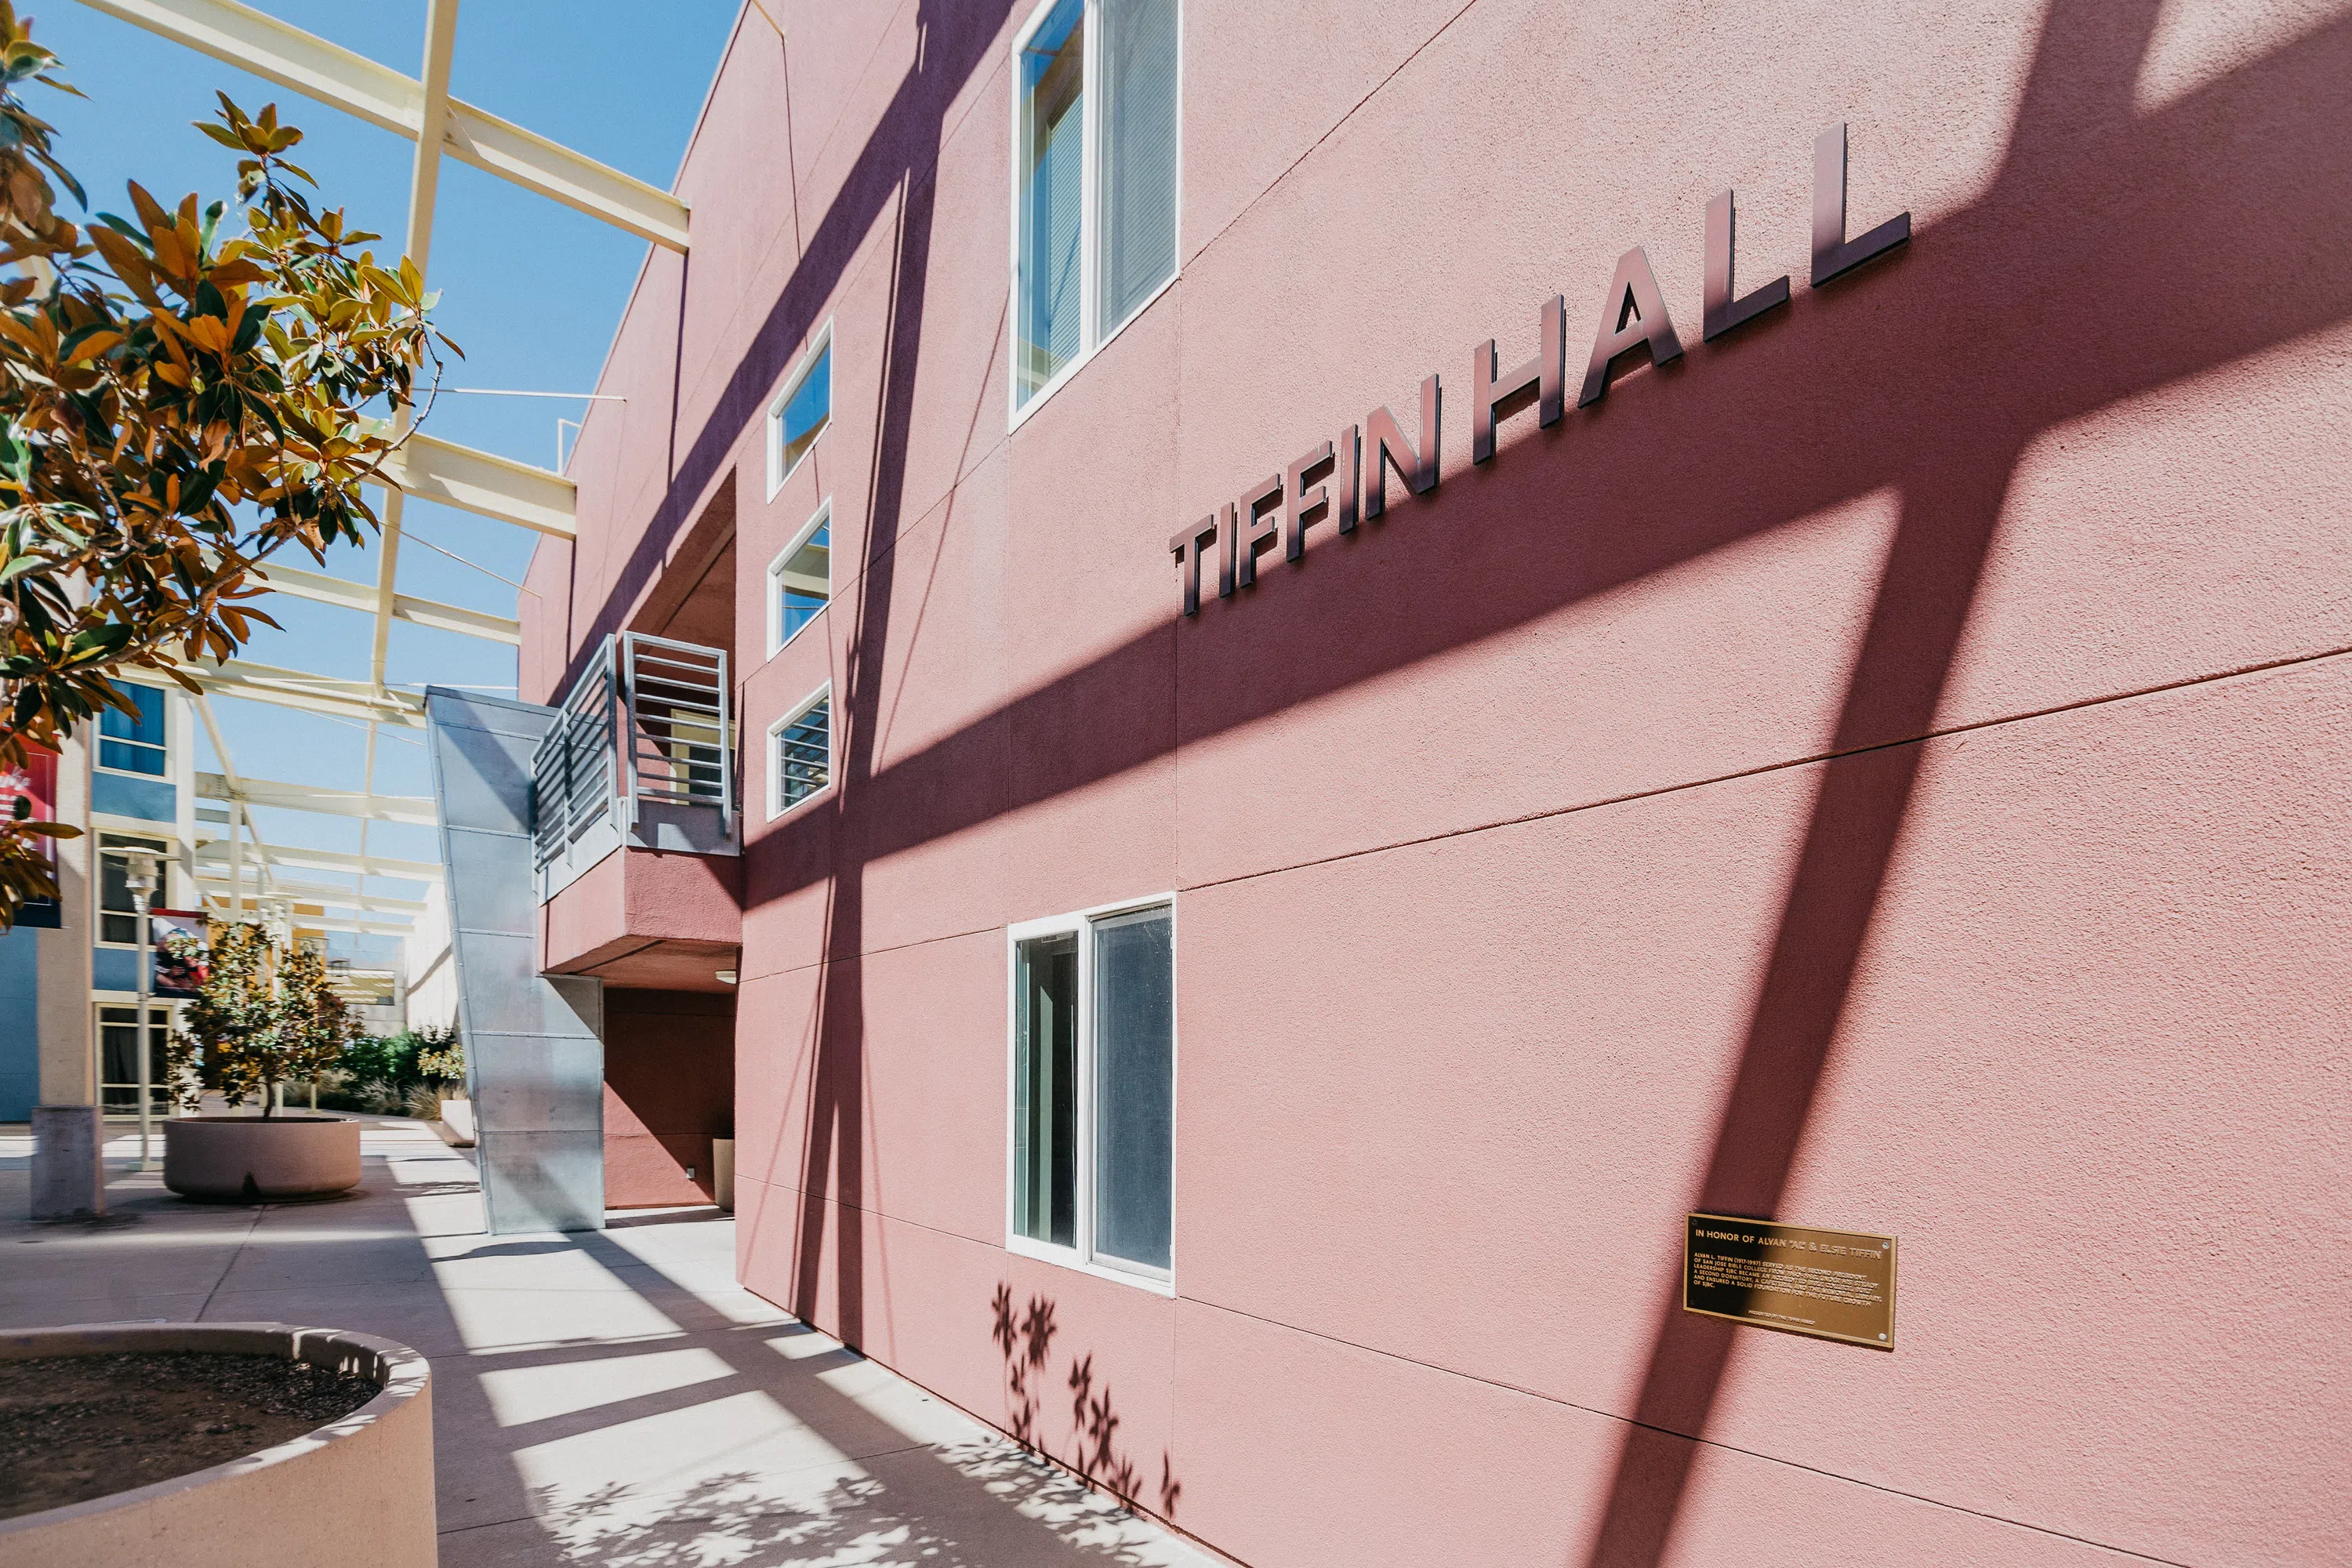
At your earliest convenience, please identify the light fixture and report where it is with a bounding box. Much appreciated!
[715,969,737,985]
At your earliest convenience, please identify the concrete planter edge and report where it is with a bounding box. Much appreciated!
[163,1115,363,1200]
[0,1322,435,1568]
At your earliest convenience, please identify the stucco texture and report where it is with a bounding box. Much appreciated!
[530,1,2352,1563]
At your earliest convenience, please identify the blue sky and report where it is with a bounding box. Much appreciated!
[34,2,740,952]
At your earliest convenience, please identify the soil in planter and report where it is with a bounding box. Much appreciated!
[0,1352,379,1520]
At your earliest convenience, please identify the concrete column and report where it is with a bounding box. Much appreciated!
[31,731,100,1218]
[29,1105,103,1219]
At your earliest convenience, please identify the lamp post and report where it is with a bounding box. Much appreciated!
[264,897,294,1114]
[122,849,162,1174]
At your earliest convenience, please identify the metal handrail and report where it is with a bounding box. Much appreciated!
[530,631,732,871]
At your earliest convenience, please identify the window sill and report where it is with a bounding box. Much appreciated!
[1004,271,1179,437]
[764,612,825,666]
[764,782,833,826]
[1004,1234,1175,1298]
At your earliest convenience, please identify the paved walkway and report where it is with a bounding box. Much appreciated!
[0,1120,1221,1567]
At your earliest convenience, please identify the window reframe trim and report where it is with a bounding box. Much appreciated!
[1004,0,1185,434]
[764,318,835,500]
[1004,891,1178,1295]
[93,828,173,949]
[93,677,172,781]
[765,496,833,659]
[764,681,833,822]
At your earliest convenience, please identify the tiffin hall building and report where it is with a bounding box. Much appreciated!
[423,2,2350,1563]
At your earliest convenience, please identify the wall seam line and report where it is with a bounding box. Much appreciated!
[1175,1293,2199,1568]
[1175,637,2352,898]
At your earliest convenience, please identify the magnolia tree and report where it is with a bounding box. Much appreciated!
[0,4,452,922]
[165,919,358,1117]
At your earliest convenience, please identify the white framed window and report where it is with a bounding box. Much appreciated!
[96,680,169,778]
[766,684,832,820]
[766,499,833,657]
[96,1001,174,1119]
[1007,0,1181,424]
[1005,895,1175,1290]
[765,321,833,499]
[96,830,171,948]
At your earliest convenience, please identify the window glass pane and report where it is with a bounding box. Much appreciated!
[98,834,165,945]
[1098,0,1179,331]
[777,521,830,645]
[1013,933,1080,1248]
[1092,906,1173,1270]
[98,1004,169,1115]
[100,682,167,775]
[1015,0,1087,406]
[777,343,830,478]
[775,697,830,811]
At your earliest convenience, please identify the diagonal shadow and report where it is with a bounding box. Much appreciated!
[557,0,2352,1557]
[739,0,2352,918]
[1577,3,2331,1562]
[555,0,1017,698]
[786,0,959,1359]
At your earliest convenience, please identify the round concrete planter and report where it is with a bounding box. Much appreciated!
[0,1323,435,1568]
[163,1116,362,1201]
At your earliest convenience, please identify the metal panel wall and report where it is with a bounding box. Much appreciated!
[425,688,604,1233]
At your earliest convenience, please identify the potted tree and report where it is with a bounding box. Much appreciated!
[162,921,365,1201]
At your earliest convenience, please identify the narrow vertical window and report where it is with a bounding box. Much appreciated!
[1011,0,1181,416]
[1015,0,1087,405]
[768,328,832,495]
[1013,932,1079,1248]
[768,686,831,818]
[1096,0,1179,332]
[1091,905,1173,1270]
[98,681,168,776]
[768,501,832,655]
[1007,898,1176,1286]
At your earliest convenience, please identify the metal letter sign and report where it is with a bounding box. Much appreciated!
[1169,122,1910,615]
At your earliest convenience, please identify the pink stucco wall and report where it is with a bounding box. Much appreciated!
[527,2,2352,1563]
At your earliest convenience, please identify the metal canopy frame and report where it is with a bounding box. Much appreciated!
[74,0,695,961]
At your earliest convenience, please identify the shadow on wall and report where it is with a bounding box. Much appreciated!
[713,2,2352,1565]
[992,1283,1181,1524]
[557,0,2352,1562]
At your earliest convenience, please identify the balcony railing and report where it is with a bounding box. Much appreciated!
[531,631,737,901]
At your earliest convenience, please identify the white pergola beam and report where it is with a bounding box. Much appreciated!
[195,873,428,916]
[247,559,521,644]
[75,0,690,249]
[376,433,575,539]
[181,659,428,728]
[198,771,437,828]
[286,912,416,938]
[191,838,443,884]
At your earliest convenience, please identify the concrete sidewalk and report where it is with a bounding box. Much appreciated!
[0,1120,1221,1567]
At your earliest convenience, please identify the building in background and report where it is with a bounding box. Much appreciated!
[459,2,2346,1564]
[2,677,198,1138]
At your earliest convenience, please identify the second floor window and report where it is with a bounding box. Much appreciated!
[768,328,832,496]
[99,681,167,776]
[1012,0,1180,414]
[768,501,832,655]
[97,831,170,946]
[770,686,831,819]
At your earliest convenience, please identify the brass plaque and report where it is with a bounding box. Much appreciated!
[1683,1214,1896,1349]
